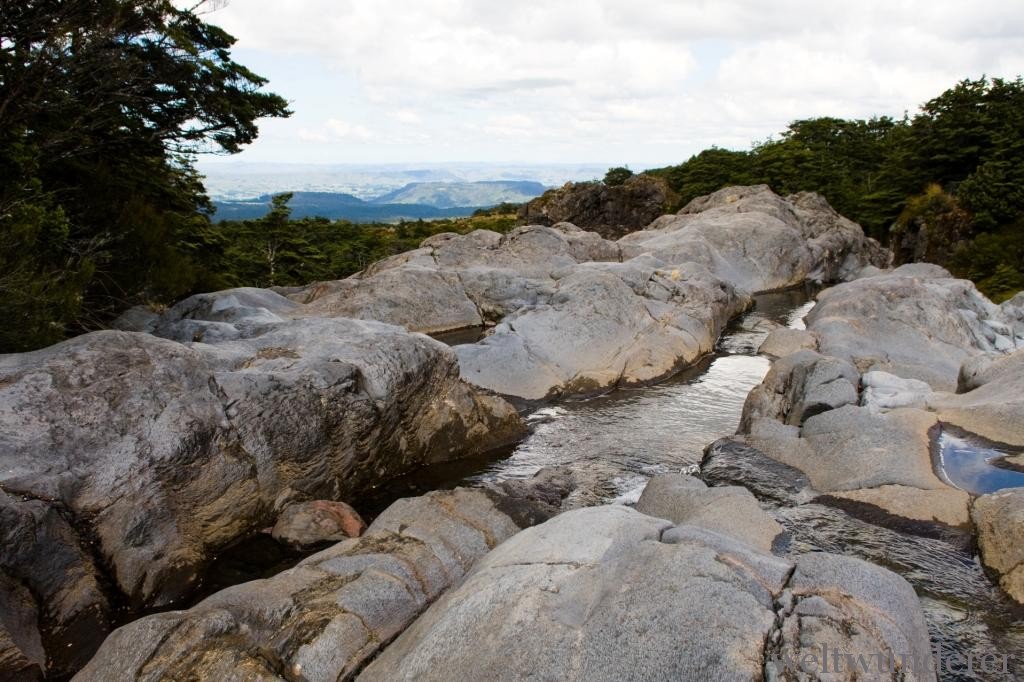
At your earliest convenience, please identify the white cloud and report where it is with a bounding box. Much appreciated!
[389,109,422,124]
[203,0,1024,164]
[324,118,371,140]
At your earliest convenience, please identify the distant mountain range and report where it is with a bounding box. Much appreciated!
[212,181,550,221]
[199,162,607,202]
[372,180,547,208]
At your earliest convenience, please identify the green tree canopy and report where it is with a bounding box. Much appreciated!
[0,0,289,350]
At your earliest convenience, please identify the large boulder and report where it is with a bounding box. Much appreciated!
[517,175,675,239]
[454,265,745,400]
[274,187,887,400]
[360,506,933,681]
[805,265,1013,391]
[0,319,523,676]
[739,349,860,431]
[75,487,561,682]
[771,553,936,681]
[744,406,945,493]
[359,506,787,681]
[619,185,889,292]
[971,487,1024,604]
[635,474,783,551]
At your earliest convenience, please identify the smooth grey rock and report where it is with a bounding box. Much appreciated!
[746,405,946,492]
[927,348,1024,446]
[806,270,1007,390]
[456,267,744,399]
[636,474,783,551]
[861,370,934,411]
[772,553,936,681]
[278,188,886,400]
[971,487,1024,603]
[758,327,818,357]
[0,320,523,670]
[359,506,788,681]
[739,350,860,431]
[75,488,549,682]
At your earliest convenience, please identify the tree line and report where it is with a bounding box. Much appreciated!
[644,76,1024,302]
[3,2,1021,353]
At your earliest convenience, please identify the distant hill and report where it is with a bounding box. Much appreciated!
[212,191,484,222]
[372,180,547,208]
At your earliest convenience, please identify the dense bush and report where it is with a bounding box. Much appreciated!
[0,0,289,351]
[644,76,1024,301]
[205,201,519,289]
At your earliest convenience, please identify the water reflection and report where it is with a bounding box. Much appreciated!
[937,427,1024,495]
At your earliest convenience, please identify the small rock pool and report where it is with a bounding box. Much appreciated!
[936,426,1024,495]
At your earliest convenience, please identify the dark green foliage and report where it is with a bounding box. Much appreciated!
[643,76,1024,301]
[0,0,289,351]
[208,200,519,288]
[603,166,634,187]
[647,148,756,209]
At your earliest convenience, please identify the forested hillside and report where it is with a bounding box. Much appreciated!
[205,198,517,289]
[645,77,1024,301]
[2,1,1019,353]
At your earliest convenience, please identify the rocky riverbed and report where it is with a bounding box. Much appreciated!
[4,185,1023,680]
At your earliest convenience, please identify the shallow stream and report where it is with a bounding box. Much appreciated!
[204,286,1024,678]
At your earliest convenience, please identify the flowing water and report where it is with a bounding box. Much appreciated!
[204,285,1023,678]
[420,285,1023,680]
[442,287,817,506]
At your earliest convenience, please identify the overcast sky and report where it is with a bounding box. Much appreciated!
[199,0,1024,168]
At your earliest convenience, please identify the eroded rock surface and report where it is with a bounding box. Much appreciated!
[271,500,367,549]
[0,317,523,676]
[75,487,563,682]
[360,506,933,682]
[2,185,894,676]
[972,487,1024,604]
[517,175,676,239]
[772,553,936,681]
[284,186,885,400]
[806,264,1018,390]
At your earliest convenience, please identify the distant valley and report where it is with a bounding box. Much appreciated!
[212,180,550,221]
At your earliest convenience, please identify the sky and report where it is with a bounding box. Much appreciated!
[196,0,1024,168]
